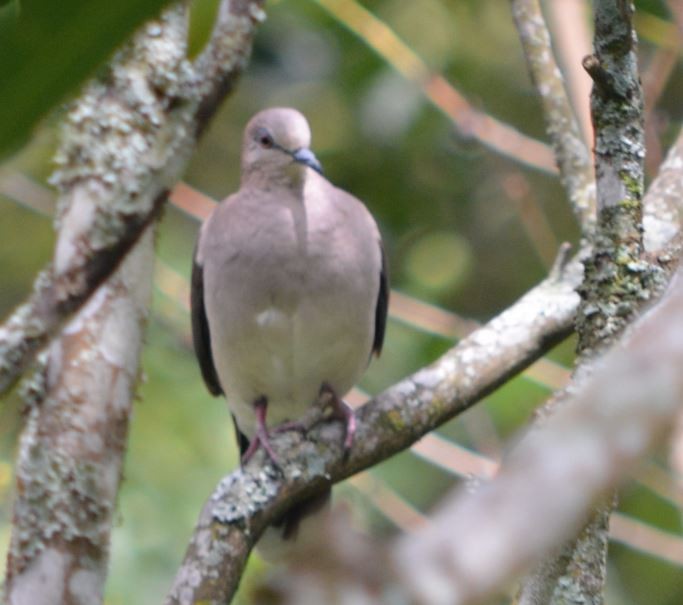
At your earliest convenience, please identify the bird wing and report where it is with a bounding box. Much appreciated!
[192,238,251,461]
[190,242,224,397]
[232,415,250,456]
[372,242,389,356]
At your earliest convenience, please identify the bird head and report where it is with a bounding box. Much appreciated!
[241,107,323,185]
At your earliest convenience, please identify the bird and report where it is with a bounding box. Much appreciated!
[190,107,388,551]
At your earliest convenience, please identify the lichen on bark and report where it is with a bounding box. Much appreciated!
[576,0,653,357]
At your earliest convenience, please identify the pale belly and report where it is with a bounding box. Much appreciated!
[201,183,380,439]
[209,286,374,439]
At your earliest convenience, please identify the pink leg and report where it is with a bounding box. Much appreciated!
[241,397,280,465]
[321,383,356,451]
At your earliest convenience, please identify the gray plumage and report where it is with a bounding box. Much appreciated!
[190,107,388,551]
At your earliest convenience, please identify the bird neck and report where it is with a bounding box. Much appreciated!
[242,164,309,195]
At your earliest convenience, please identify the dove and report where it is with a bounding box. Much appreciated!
[191,107,388,549]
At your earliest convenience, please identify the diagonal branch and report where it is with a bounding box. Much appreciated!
[314,0,558,174]
[0,0,266,398]
[165,253,582,604]
[511,0,596,231]
[513,125,683,605]
[193,0,266,138]
[395,261,683,605]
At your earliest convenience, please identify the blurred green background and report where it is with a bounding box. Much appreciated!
[0,0,681,603]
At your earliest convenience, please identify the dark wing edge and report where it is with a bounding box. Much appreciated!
[190,244,224,396]
[232,416,250,457]
[372,241,389,357]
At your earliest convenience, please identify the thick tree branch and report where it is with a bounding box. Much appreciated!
[5,1,265,602]
[5,230,156,605]
[193,0,266,137]
[514,124,683,605]
[518,3,655,603]
[395,262,683,605]
[577,0,652,353]
[166,255,582,604]
[574,5,650,598]
[0,0,265,397]
[511,0,596,231]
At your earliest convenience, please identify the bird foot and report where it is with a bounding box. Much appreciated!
[241,398,306,467]
[320,383,356,452]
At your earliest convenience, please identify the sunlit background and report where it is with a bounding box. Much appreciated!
[0,0,682,603]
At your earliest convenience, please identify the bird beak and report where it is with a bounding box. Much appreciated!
[291,147,323,174]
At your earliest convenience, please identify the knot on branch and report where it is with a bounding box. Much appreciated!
[582,54,627,100]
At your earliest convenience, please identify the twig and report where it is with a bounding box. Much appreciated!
[350,474,428,532]
[643,129,683,253]
[511,0,596,231]
[610,512,683,567]
[501,171,560,268]
[0,0,266,398]
[314,0,557,174]
[165,255,582,604]
[544,0,594,147]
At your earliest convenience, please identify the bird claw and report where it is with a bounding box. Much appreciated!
[320,383,356,453]
[241,430,280,467]
[240,398,307,468]
[241,387,356,468]
[241,397,282,468]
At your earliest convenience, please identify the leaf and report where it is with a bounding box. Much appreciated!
[0,0,173,158]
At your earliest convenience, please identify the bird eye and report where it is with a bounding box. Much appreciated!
[256,130,274,149]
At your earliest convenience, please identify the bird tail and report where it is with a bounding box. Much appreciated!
[256,488,332,562]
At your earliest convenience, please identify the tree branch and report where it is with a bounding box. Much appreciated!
[516,2,656,603]
[165,254,582,604]
[577,0,650,357]
[511,0,596,231]
[4,1,265,602]
[0,0,266,398]
[578,0,651,363]
[193,0,266,138]
[395,261,683,605]
[643,129,683,253]
[5,229,156,605]
[513,124,683,605]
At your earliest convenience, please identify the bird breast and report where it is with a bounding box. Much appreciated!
[202,185,379,435]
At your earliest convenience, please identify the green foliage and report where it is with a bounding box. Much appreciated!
[0,0,173,157]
